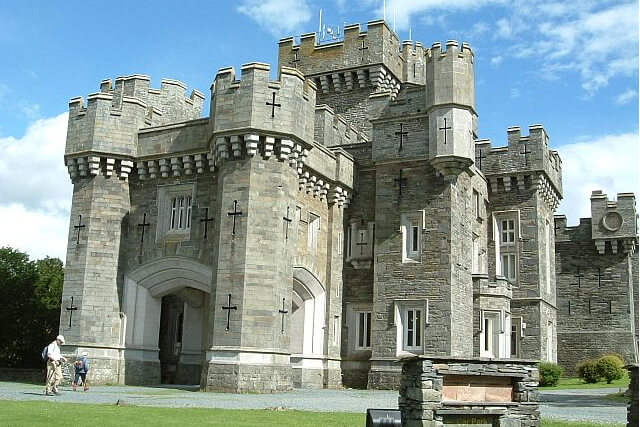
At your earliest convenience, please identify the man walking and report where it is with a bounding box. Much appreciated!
[45,335,67,396]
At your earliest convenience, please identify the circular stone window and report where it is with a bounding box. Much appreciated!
[602,211,623,232]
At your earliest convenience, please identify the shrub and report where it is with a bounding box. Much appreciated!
[597,355,625,383]
[577,359,600,383]
[538,362,564,386]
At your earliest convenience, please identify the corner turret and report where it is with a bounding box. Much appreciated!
[426,41,476,181]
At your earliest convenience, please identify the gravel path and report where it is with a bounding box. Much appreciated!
[539,387,627,425]
[0,382,627,424]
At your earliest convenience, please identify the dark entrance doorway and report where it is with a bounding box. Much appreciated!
[158,295,184,384]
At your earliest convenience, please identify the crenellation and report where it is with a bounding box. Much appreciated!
[590,191,637,254]
[476,125,562,209]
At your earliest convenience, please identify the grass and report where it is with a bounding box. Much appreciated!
[0,401,363,427]
[0,400,625,427]
[539,372,630,390]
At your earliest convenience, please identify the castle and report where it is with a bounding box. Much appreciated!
[59,20,638,391]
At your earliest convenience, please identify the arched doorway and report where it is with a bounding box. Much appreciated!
[290,267,327,388]
[122,257,211,385]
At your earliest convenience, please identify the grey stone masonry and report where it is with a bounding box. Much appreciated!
[399,356,540,427]
[555,191,639,374]
[480,125,561,362]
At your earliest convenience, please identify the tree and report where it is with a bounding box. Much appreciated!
[0,247,63,368]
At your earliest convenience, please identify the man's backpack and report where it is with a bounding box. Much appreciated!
[41,345,48,362]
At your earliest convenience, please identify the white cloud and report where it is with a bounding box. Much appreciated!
[362,0,638,95]
[513,1,639,94]
[0,113,72,261]
[377,0,504,31]
[237,0,313,37]
[509,88,520,98]
[0,204,69,262]
[556,132,640,225]
[490,55,503,67]
[614,89,637,105]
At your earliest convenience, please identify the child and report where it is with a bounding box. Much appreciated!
[73,352,90,391]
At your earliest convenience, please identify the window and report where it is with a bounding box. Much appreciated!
[495,212,519,281]
[501,219,515,244]
[404,308,422,350]
[501,254,516,280]
[308,213,320,251]
[473,190,481,220]
[480,311,501,358]
[157,183,195,241]
[511,317,522,357]
[337,231,343,256]
[346,225,352,259]
[472,234,480,274]
[402,213,423,262]
[170,196,192,231]
[357,230,367,256]
[356,311,372,349]
[333,315,340,346]
[395,301,428,354]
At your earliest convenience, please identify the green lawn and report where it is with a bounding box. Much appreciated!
[0,400,625,427]
[540,372,630,390]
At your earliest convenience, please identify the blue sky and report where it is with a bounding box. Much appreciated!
[0,0,638,261]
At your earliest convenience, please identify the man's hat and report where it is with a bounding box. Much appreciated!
[56,335,65,344]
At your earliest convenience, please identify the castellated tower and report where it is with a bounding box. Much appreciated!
[555,192,639,373]
[62,76,204,382]
[203,64,316,391]
[476,125,563,362]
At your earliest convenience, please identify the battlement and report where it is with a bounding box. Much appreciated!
[314,104,368,147]
[476,125,562,184]
[590,191,637,253]
[426,40,474,61]
[425,40,475,113]
[210,63,316,146]
[278,20,403,82]
[475,125,563,209]
[66,75,204,158]
[400,40,426,85]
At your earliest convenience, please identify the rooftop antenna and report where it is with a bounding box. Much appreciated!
[393,8,396,32]
[319,9,323,43]
[409,28,412,41]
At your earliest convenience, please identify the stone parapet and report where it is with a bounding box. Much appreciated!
[590,191,637,254]
[66,75,203,158]
[278,20,403,84]
[476,125,562,211]
[210,64,316,145]
[400,357,540,427]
